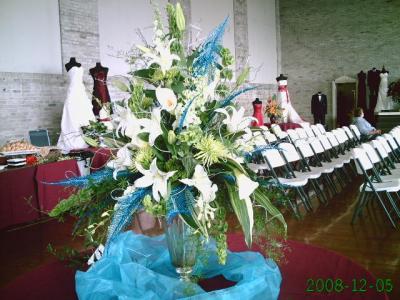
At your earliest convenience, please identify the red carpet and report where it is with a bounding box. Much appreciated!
[1,234,389,300]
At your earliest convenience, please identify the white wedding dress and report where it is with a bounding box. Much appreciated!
[57,66,96,153]
[375,72,389,113]
[277,79,303,123]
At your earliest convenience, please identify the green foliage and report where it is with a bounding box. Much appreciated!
[219,47,234,66]
[216,84,230,97]
[143,195,166,217]
[236,66,250,87]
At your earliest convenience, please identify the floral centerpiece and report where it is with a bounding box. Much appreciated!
[388,79,400,104]
[265,95,282,123]
[50,2,286,277]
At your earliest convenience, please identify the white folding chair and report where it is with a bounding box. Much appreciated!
[349,124,362,144]
[351,147,400,228]
[271,124,288,140]
[311,124,323,136]
[286,129,300,143]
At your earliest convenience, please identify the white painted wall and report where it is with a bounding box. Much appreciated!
[190,0,235,66]
[0,0,62,74]
[98,0,168,76]
[248,0,278,84]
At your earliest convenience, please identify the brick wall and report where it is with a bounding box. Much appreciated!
[0,0,276,145]
[0,0,99,145]
[280,0,400,126]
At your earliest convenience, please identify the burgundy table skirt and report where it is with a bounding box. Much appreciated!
[264,122,302,131]
[0,160,79,229]
[0,234,390,300]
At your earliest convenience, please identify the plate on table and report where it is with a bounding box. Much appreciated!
[0,150,39,156]
[7,158,26,163]
[7,162,26,167]
[0,165,7,171]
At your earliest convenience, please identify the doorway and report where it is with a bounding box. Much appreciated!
[336,82,356,127]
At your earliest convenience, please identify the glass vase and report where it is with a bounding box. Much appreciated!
[164,215,198,281]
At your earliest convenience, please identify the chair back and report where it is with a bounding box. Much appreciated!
[295,128,308,139]
[352,147,373,174]
[362,143,381,164]
[383,133,398,150]
[303,126,315,138]
[263,148,287,168]
[371,139,388,158]
[278,142,301,162]
[316,123,326,134]
[295,139,314,158]
[271,124,286,139]
[318,134,333,150]
[326,132,340,147]
[311,124,322,136]
[309,138,325,154]
[376,136,392,153]
[349,124,361,139]
[287,129,300,142]
[264,131,278,143]
[342,126,355,140]
[389,132,400,147]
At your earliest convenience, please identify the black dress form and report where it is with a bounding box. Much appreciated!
[367,67,381,112]
[311,92,327,125]
[357,71,367,111]
[89,62,111,117]
[65,57,81,72]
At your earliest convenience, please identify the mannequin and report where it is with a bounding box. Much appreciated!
[375,66,390,113]
[367,67,381,112]
[357,71,367,110]
[251,98,264,126]
[65,57,81,72]
[311,91,327,125]
[276,74,303,123]
[90,62,111,118]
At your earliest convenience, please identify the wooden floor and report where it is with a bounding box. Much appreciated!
[0,176,399,299]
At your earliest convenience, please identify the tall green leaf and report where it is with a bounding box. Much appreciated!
[225,181,253,247]
[253,187,287,236]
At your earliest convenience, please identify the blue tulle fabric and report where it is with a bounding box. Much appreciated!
[76,232,281,300]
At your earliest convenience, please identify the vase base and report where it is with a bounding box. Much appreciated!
[176,267,193,281]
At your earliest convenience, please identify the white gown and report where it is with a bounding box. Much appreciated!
[57,66,96,153]
[375,72,389,113]
[277,79,303,123]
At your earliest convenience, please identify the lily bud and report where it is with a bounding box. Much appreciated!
[175,3,185,32]
[168,130,176,144]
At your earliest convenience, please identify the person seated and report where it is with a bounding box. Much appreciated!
[352,107,381,141]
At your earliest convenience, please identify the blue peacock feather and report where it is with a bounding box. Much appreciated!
[193,17,229,77]
[166,185,194,224]
[44,168,131,188]
[219,86,258,108]
[177,96,197,132]
[105,187,151,252]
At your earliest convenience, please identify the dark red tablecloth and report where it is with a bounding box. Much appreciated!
[0,166,39,229]
[87,148,113,171]
[0,234,390,300]
[36,160,80,213]
[264,122,302,131]
[0,160,80,229]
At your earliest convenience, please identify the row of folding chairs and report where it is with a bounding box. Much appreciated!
[247,124,359,218]
[351,125,400,228]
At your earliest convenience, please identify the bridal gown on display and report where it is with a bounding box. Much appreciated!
[57,66,96,153]
[375,72,389,113]
[277,79,303,123]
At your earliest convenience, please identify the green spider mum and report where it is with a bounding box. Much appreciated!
[194,135,229,166]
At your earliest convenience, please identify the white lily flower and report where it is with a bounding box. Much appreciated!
[233,170,259,200]
[142,39,180,74]
[134,158,176,202]
[215,106,257,133]
[180,165,218,202]
[106,146,133,179]
[156,87,177,112]
[114,106,147,149]
[139,108,163,146]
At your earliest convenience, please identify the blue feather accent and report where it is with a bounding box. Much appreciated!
[177,96,197,132]
[193,17,229,77]
[43,168,131,188]
[105,187,151,252]
[166,185,194,224]
[219,86,258,107]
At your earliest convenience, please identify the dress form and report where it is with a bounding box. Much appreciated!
[90,62,111,118]
[251,98,264,126]
[375,67,390,113]
[276,74,303,123]
[65,57,81,72]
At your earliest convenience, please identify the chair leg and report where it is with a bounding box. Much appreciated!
[386,192,400,219]
[351,189,366,224]
[374,191,397,228]
[311,179,328,205]
[295,187,312,212]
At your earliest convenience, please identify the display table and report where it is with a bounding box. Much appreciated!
[0,159,79,229]
[264,122,302,131]
[376,111,400,133]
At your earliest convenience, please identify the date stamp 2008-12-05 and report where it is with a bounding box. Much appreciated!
[306,278,393,294]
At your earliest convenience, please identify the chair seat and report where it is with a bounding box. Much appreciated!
[311,165,335,174]
[247,163,270,172]
[362,181,400,193]
[294,169,321,180]
[278,177,308,187]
